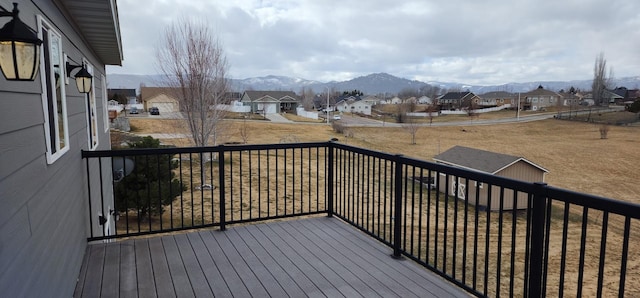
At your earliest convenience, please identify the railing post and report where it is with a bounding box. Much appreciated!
[392,154,404,259]
[218,146,226,231]
[327,141,334,217]
[528,182,548,297]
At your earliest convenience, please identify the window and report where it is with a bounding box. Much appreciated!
[84,61,98,150]
[39,17,69,164]
[102,74,109,132]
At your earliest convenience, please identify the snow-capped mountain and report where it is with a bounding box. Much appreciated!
[107,73,640,95]
[232,75,321,91]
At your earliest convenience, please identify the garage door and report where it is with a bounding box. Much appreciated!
[264,103,277,114]
[152,102,178,113]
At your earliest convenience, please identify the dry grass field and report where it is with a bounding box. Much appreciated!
[129,117,640,204]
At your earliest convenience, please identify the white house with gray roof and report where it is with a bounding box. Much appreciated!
[434,146,548,211]
[240,91,300,114]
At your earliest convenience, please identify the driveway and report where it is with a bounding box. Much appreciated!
[264,113,293,123]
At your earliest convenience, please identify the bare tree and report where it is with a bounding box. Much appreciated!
[239,116,249,144]
[300,87,315,110]
[592,52,613,106]
[402,117,420,145]
[156,18,230,189]
[425,104,438,126]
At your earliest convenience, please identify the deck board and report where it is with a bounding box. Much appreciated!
[75,217,470,298]
[159,236,192,297]
[118,242,137,298]
[100,244,120,298]
[147,237,174,298]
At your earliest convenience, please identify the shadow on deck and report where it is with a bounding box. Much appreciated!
[74,217,469,297]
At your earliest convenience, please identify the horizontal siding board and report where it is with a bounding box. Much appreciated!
[0,190,87,297]
[28,187,88,297]
[0,208,32,278]
[0,157,47,227]
[0,93,44,135]
[26,158,84,232]
[0,125,46,180]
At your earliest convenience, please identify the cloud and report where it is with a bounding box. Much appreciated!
[107,0,640,85]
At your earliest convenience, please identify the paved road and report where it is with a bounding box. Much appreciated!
[336,113,556,127]
[337,106,625,127]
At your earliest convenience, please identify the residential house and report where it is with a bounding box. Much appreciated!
[404,96,418,104]
[417,95,433,104]
[335,95,374,115]
[437,91,481,110]
[603,90,624,104]
[107,88,137,105]
[433,146,548,211]
[613,87,640,104]
[0,1,122,296]
[389,96,402,104]
[241,91,300,114]
[522,85,562,111]
[558,92,583,107]
[140,87,180,113]
[478,91,516,107]
[362,95,381,106]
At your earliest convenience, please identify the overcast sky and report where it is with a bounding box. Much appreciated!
[106,0,640,85]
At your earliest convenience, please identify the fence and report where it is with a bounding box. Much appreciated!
[83,141,639,297]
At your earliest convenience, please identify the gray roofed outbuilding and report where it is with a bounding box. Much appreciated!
[433,146,548,211]
[433,145,548,174]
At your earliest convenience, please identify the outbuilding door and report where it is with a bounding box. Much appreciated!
[451,176,466,200]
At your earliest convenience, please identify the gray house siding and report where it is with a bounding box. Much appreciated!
[0,0,118,297]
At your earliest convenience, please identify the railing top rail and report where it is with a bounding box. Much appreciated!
[546,185,640,218]
[398,154,539,192]
[331,141,401,161]
[82,141,331,158]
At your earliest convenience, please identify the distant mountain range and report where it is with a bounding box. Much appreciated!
[107,72,640,95]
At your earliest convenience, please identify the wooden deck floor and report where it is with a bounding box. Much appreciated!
[74,216,469,297]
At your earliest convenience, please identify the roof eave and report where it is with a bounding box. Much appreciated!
[60,0,123,65]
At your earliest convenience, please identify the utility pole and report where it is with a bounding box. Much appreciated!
[517,93,520,120]
[326,87,330,124]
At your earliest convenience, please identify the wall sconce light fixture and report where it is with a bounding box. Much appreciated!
[66,61,92,93]
[0,3,43,81]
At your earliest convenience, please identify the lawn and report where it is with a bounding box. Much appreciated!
[129,117,640,204]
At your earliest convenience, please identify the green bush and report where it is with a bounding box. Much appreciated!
[114,136,186,219]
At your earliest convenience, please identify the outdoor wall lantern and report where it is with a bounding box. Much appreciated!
[66,61,92,93]
[0,3,43,81]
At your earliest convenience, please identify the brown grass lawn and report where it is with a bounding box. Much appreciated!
[129,117,640,204]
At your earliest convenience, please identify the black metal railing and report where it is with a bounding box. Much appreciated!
[83,141,640,297]
[83,142,329,239]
